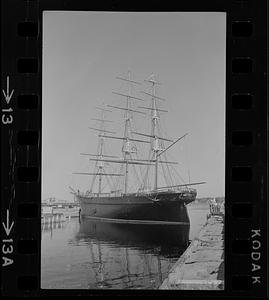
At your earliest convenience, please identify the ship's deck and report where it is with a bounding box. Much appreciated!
[77,188,196,198]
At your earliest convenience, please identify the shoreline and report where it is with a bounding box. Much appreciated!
[159,212,224,290]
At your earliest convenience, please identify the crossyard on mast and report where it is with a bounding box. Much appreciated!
[141,91,166,102]
[132,131,173,142]
[91,118,114,123]
[80,153,118,158]
[138,106,168,113]
[112,92,144,102]
[98,134,150,144]
[107,105,146,115]
[89,127,116,134]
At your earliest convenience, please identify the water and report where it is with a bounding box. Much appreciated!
[41,204,209,289]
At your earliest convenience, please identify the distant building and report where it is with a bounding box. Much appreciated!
[42,197,67,205]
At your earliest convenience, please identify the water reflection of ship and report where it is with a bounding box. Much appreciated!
[72,219,190,289]
[76,219,189,256]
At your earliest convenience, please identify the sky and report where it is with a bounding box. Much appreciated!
[42,12,226,202]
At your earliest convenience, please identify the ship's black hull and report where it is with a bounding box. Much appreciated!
[76,190,196,224]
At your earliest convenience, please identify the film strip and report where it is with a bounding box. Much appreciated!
[1,0,267,297]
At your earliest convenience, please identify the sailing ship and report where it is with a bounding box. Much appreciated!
[71,72,205,224]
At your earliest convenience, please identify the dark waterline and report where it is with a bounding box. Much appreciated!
[41,204,209,289]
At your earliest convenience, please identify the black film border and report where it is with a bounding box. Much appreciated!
[1,0,267,297]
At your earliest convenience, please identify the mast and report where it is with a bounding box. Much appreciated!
[81,105,120,196]
[148,74,161,191]
[133,74,168,192]
[138,75,191,192]
[114,71,142,194]
[90,107,108,196]
[98,110,105,194]
[153,83,158,190]
[123,71,131,194]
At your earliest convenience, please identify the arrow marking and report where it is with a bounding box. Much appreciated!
[2,76,14,105]
[2,210,14,236]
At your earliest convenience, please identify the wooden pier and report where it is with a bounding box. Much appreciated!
[41,205,79,226]
[160,203,224,290]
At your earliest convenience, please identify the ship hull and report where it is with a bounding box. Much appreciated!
[76,190,196,224]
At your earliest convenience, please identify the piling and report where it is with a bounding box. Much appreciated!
[41,213,64,225]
